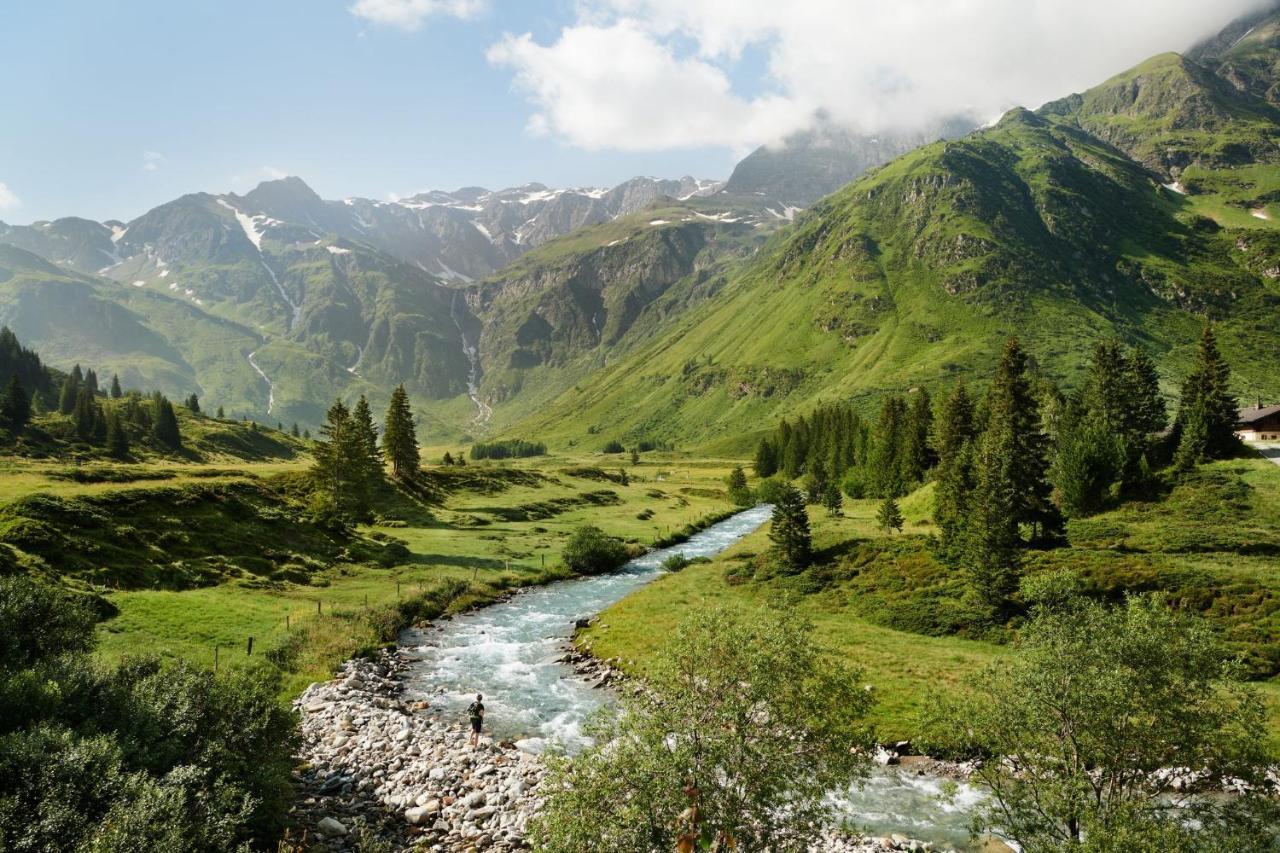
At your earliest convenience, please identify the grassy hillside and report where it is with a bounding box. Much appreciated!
[508,37,1280,453]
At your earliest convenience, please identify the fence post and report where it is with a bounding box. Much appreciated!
[247,636,254,656]
[214,645,219,672]
[286,614,290,631]
[364,593,368,609]
[396,580,401,598]
[317,599,322,615]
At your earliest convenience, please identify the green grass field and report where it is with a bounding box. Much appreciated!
[586,455,1280,756]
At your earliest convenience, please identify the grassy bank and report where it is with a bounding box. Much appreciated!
[584,456,1280,756]
[66,451,748,700]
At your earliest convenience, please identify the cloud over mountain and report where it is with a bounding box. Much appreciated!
[489,0,1272,151]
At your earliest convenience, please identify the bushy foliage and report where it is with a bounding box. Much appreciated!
[943,594,1278,850]
[561,525,630,575]
[530,606,873,853]
[0,576,296,851]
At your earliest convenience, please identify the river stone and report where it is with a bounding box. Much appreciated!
[317,816,347,836]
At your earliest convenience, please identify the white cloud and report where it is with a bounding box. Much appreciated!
[142,150,164,172]
[259,166,289,180]
[0,183,20,211]
[489,0,1271,151]
[350,0,485,31]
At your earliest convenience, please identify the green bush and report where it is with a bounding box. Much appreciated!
[562,525,630,575]
[0,576,296,850]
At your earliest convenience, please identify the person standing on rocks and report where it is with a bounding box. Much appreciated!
[468,694,485,748]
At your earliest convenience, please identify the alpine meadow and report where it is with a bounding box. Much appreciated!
[3,2,1280,851]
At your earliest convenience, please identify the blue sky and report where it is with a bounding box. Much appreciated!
[0,0,739,223]
[1,0,1262,223]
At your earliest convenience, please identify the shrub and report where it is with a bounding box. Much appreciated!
[601,440,625,454]
[562,525,630,575]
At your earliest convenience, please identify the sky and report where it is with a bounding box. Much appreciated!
[0,0,1269,223]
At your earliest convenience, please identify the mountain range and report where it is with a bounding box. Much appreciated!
[3,10,1280,447]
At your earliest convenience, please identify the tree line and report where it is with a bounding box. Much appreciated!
[757,325,1243,611]
[470,438,546,460]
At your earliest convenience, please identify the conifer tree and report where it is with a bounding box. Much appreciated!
[986,338,1058,541]
[59,366,82,415]
[151,393,182,449]
[1126,345,1167,437]
[291,422,300,438]
[869,396,908,498]
[822,482,843,517]
[311,400,356,515]
[350,395,383,504]
[216,405,225,419]
[442,451,454,466]
[73,387,98,440]
[84,369,99,397]
[382,385,420,478]
[109,373,123,399]
[964,420,1023,609]
[768,484,812,573]
[1175,323,1238,466]
[726,466,751,506]
[754,438,778,478]
[185,393,200,413]
[933,381,977,562]
[0,375,30,433]
[630,448,640,465]
[903,389,934,485]
[876,497,904,534]
[105,409,129,458]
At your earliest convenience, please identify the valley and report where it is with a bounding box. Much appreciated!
[5,4,1280,851]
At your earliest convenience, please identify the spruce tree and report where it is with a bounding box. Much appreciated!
[105,409,129,458]
[1175,323,1238,466]
[1051,403,1126,518]
[73,387,98,440]
[0,375,30,433]
[350,395,383,504]
[822,482,843,517]
[1126,346,1167,436]
[442,451,454,466]
[291,422,300,438]
[109,373,123,399]
[870,396,908,498]
[726,466,751,506]
[84,369,99,397]
[185,393,200,413]
[311,400,354,515]
[151,393,182,449]
[965,421,1023,610]
[903,389,934,485]
[58,367,81,415]
[754,438,778,478]
[768,484,812,573]
[216,405,225,419]
[876,497,904,534]
[933,381,977,562]
[985,338,1058,541]
[382,385,420,478]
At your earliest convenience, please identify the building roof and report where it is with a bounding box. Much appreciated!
[1237,404,1280,424]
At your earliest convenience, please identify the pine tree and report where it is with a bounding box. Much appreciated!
[0,375,31,433]
[768,484,812,573]
[109,373,123,399]
[933,381,977,562]
[630,448,640,465]
[350,395,383,504]
[754,438,778,478]
[73,387,98,440]
[442,451,455,466]
[726,466,751,506]
[822,482,843,517]
[59,366,81,415]
[903,389,934,485]
[869,396,908,498]
[1051,404,1126,518]
[151,393,182,449]
[105,408,129,458]
[84,369,99,396]
[216,405,225,419]
[986,338,1058,541]
[1126,346,1167,436]
[184,393,200,413]
[311,399,356,516]
[291,422,300,437]
[1175,323,1238,466]
[382,385,420,478]
[876,497,904,534]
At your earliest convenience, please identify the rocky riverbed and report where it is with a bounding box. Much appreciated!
[289,644,964,852]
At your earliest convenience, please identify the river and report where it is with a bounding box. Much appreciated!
[399,506,985,849]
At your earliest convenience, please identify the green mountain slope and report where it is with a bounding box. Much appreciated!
[511,31,1280,452]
